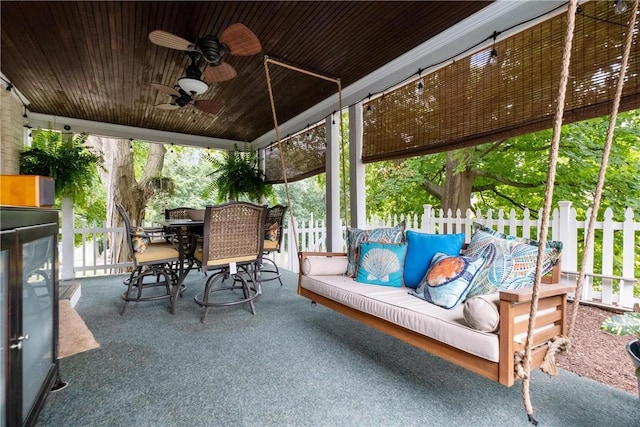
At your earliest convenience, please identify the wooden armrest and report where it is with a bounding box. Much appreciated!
[499,284,576,303]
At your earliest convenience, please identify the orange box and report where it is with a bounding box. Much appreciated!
[0,175,55,207]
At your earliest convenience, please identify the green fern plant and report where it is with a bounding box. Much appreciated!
[204,144,273,203]
[19,130,104,204]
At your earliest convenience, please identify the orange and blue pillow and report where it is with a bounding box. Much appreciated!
[411,252,486,309]
[356,242,407,287]
[403,231,464,289]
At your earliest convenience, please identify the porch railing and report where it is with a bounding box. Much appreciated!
[62,201,639,309]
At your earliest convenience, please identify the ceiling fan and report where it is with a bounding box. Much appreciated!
[151,51,222,115]
[148,23,262,83]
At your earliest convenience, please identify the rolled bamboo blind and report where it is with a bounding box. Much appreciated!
[264,123,327,184]
[362,1,639,163]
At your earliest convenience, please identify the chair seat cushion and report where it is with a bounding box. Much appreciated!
[135,242,179,263]
[194,247,256,267]
[264,240,279,251]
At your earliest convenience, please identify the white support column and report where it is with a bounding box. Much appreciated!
[61,196,75,280]
[557,201,576,272]
[349,103,366,229]
[325,114,341,252]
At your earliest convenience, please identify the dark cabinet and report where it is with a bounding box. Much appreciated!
[1,207,63,426]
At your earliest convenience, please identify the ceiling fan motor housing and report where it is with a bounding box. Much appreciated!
[196,35,228,65]
[174,89,192,107]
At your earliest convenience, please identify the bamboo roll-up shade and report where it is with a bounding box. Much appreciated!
[362,1,639,163]
[264,123,326,184]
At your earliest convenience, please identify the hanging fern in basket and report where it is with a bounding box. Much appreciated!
[203,144,273,203]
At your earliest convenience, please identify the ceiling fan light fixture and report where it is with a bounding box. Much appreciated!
[178,77,208,95]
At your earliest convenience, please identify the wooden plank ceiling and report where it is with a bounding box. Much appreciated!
[0,1,491,145]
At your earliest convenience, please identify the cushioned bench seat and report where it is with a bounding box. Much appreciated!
[300,273,500,362]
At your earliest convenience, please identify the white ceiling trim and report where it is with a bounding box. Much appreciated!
[27,112,241,149]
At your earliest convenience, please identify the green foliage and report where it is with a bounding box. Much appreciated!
[19,129,104,208]
[365,110,640,221]
[601,312,640,376]
[204,144,274,203]
[601,311,640,341]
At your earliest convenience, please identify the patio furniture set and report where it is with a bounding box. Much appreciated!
[116,202,287,322]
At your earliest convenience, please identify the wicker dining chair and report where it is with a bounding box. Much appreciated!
[164,207,193,220]
[193,202,267,323]
[116,203,181,315]
[260,205,287,287]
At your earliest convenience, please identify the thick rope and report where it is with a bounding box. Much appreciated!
[539,335,571,376]
[263,56,300,253]
[567,0,638,339]
[263,56,347,254]
[520,0,578,423]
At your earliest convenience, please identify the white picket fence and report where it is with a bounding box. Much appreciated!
[63,201,640,309]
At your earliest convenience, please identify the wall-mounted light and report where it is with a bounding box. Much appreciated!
[614,0,628,14]
[415,79,424,96]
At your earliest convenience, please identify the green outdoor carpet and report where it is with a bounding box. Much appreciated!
[37,270,640,426]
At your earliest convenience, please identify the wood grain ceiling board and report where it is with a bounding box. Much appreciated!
[0,1,491,143]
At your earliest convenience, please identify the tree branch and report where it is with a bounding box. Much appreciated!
[474,170,545,188]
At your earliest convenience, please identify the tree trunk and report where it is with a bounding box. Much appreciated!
[441,151,475,217]
[89,136,165,271]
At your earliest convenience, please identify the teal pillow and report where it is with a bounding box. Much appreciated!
[346,221,405,277]
[356,242,407,287]
[464,223,563,299]
[411,252,486,309]
[404,231,465,288]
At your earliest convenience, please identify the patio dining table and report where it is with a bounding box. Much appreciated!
[157,218,204,303]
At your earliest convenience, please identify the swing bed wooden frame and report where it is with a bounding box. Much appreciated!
[296,252,573,387]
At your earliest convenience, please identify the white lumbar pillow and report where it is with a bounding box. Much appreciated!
[463,293,500,332]
[302,256,349,276]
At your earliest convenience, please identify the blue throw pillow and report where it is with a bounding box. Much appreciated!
[411,252,486,309]
[403,231,465,288]
[356,242,407,287]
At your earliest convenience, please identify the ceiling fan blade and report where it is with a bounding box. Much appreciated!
[219,23,261,56]
[155,103,179,110]
[203,62,237,82]
[194,100,222,115]
[151,83,180,97]
[149,30,193,51]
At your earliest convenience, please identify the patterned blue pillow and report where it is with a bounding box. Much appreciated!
[346,221,405,277]
[404,231,465,288]
[411,252,486,309]
[464,222,563,298]
[356,242,407,287]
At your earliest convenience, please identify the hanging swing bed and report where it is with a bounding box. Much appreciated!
[265,0,638,423]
